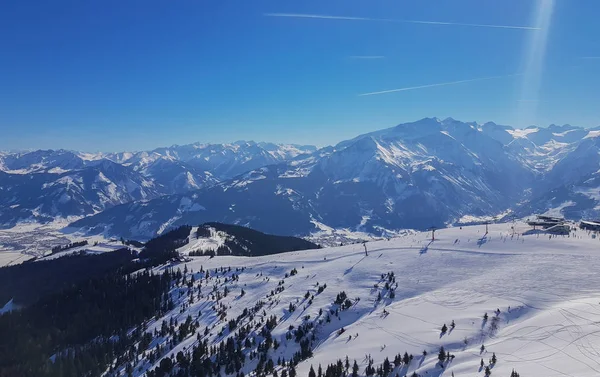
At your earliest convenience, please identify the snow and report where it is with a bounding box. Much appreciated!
[575,187,600,204]
[230,174,267,188]
[455,210,513,225]
[157,216,183,235]
[176,226,227,255]
[38,241,125,260]
[114,221,600,377]
[506,127,540,138]
[0,250,34,267]
[308,219,411,246]
[95,171,112,184]
[0,298,17,314]
[42,175,81,189]
[552,129,578,138]
[584,130,600,139]
[542,201,576,218]
[0,220,120,263]
[47,167,69,174]
[78,152,106,161]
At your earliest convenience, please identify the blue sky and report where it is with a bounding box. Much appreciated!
[1,0,599,151]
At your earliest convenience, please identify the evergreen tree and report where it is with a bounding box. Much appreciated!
[438,347,446,364]
[382,357,391,376]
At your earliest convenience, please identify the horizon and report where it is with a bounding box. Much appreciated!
[1,116,597,154]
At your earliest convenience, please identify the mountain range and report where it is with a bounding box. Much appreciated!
[0,141,315,228]
[2,117,600,239]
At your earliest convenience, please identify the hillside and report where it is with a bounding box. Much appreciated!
[183,223,320,256]
[4,221,600,376]
[127,222,600,377]
[0,223,317,305]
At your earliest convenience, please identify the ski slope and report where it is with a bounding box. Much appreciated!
[176,226,227,255]
[122,222,600,377]
[38,241,128,261]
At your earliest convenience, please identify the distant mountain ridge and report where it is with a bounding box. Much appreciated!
[68,118,600,239]
[0,141,316,227]
[3,118,600,238]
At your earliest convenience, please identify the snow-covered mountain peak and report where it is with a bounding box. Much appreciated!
[389,117,443,138]
[584,130,600,139]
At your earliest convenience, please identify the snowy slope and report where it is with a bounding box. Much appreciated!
[511,132,600,221]
[108,221,600,377]
[0,250,34,267]
[37,240,128,261]
[0,160,161,227]
[174,223,319,256]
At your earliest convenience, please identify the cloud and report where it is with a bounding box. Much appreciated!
[264,13,539,30]
[359,74,522,96]
[349,56,385,59]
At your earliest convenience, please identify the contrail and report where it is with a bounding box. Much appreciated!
[359,74,522,96]
[264,13,540,30]
[265,13,373,21]
[349,56,385,59]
